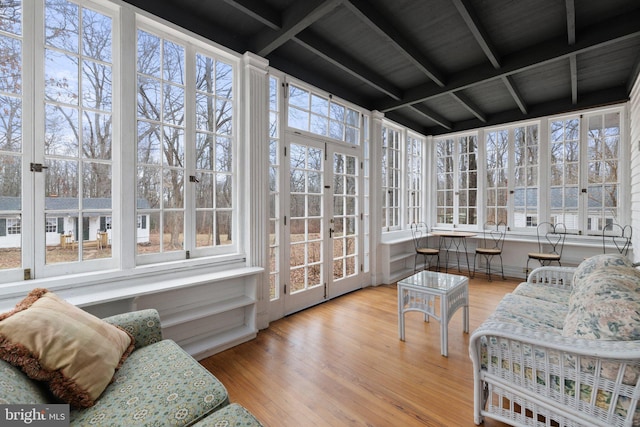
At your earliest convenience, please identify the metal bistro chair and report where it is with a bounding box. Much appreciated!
[602,223,632,256]
[410,222,440,272]
[526,222,567,277]
[473,221,506,281]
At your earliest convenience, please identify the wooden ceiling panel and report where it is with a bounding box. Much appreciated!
[123,0,640,136]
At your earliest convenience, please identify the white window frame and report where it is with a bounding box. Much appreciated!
[406,132,425,226]
[381,123,402,231]
[0,0,245,286]
[134,17,241,264]
[482,121,540,231]
[434,132,478,229]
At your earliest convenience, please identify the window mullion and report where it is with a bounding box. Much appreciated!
[183,44,196,251]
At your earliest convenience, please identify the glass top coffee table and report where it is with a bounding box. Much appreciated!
[397,271,469,357]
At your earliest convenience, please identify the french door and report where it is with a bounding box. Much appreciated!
[283,134,362,314]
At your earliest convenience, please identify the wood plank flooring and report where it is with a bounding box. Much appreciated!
[200,275,518,426]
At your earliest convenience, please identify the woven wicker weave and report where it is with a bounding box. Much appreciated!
[470,265,640,427]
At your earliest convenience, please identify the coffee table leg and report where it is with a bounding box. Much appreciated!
[441,294,448,356]
[398,286,405,341]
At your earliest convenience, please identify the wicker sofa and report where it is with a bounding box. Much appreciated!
[0,308,262,427]
[469,254,640,427]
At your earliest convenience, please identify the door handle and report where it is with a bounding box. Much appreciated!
[329,228,334,238]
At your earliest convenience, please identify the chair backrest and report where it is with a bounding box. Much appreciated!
[410,222,429,250]
[536,222,566,256]
[482,221,506,250]
[602,223,632,256]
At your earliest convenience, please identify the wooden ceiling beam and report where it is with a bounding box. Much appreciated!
[450,91,486,123]
[408,104,452,130]
[376,9,640,112]
[426,85,629,136]
[223,0,281,30]
[566,0,578,104]
[252,0,342,57]
[502,76,527,114]
[453,0,528,118]
[343,0,446,87]
[452,0,501,69]
[295,31,404,100]
[227,0,403,100]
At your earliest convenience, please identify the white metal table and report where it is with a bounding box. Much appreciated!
[397,271,469,356]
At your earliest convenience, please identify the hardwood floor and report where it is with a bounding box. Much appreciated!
[200,275,518,426]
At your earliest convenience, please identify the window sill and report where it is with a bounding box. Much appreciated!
[0,254,260,312]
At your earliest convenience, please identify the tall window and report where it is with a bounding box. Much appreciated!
[549,117,580,230]
[513,124,539,228]
[269,76,280,301]
[0,0,23,271]
[0,0,242,285]
[485,130,508,225]
[136,30,185,255]
[44,0,113,263]
[436,134,478,227]
[136,28,236,258]
[381,125,401,230]
[194,53,233,249]
[484,123,539,229]
[586,111,621,232]
[436,138,454,225]
[406,133,424,225]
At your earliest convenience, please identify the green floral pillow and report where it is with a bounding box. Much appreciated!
[564,266,640,340]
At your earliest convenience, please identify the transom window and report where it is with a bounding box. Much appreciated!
[287,83,360,145]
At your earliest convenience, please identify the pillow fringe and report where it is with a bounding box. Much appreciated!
[0,289,135,408]
[0,288,48,321]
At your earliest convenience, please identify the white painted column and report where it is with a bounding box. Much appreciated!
[242,52,270,329]
[370,110,384,285]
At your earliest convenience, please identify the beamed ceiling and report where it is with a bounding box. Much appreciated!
[123,0,640,136]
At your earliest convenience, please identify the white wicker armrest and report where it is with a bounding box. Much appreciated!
[469,320,640,427]
[470,319,640,357]
[526,266,576,290]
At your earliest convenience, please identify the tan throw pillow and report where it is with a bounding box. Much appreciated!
[0,288,134,408]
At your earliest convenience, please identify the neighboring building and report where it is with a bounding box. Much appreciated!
[0,197,150,249]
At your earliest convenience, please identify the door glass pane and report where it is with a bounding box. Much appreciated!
[333,152,358,281]
[289,143,323,293]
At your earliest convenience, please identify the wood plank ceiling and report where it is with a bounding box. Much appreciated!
[124,0,640,135]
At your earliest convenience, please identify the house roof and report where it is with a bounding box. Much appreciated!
[122,0,640,135]
[0,197,151,211]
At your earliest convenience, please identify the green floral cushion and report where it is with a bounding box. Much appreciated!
[572,253,633,287]
[70,339,229,426]
[512,281,571,305]
[103,309,163,350]
[0,360,51,405]
[192,403,263,427]
[487,293,567,334]
[563,266,640,340]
